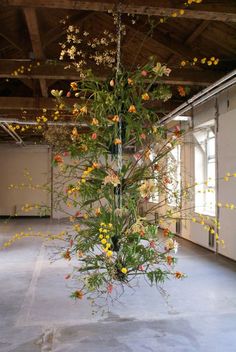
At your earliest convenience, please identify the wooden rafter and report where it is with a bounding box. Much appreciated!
[0,97,180,116]
[43,11,92,48]
[0,59,226,86]
[23,7,48,97]
[2,0,236,22]
[167,20,209,64]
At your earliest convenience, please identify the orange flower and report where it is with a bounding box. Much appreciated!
[95,207,101,216]
[166,255,173,265]
[92,162,100,169]
[128,105,136,113]
[175,271,184,279]
[112,115,119,122]
[70,82,78,91]
[114,138,122,145]
[141,93,150,101]
[91,133,97,140]
[63,249,71,261]
[74,290,83,299]
[163,228,170,237]
[128,78,134,85]
[54,155,63,163]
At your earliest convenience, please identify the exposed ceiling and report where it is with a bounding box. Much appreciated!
[0,0,236,142]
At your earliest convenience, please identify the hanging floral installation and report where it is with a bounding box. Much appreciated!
[2,0,230,306]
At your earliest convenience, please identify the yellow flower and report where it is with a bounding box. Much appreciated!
[181,60,186,67]
[172,12,177,17]
[101,238,107,245]
[72,127,78,137]
[128,105,136,113]
[70,82,78,91]
[80,106,88,114]
[179,9,185,15]
[141,93,150,101]
[128,78,134,85]
[99,234,103,239]
[121,267,128,274]
[107,250,113,257]
[91,118,99,126]
[108,223,113,228]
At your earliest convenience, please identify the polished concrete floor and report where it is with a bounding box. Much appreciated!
[0,218,236,352]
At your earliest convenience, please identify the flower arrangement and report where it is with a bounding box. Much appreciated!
[48,56,188,304]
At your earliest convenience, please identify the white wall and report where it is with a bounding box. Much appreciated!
[189,85,236,259]
[0,145,51,216]
[148,84,236,260]
[218,108,236,259]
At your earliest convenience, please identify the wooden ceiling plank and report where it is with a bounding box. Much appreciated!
[3,0,236,22]
[23,7,48,97]
[0,59,225,85]
[0,97,180,115]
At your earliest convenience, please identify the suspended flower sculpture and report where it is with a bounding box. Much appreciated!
[49,52,187,303]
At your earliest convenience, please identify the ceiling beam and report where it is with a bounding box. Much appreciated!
[119,15,201,61]
[43,11,92,49]
[23,7,48,97]
[0,59,225,86]
[167,20,209,64]
[0,97,180,115]
[3,0,236,22]
[0,96,77,110]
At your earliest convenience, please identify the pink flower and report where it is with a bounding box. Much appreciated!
[150,240,156,248]
[107,283,113,294]
[66,91,71,97]
[134,153,142,161]
[140,133,146,140]
[91,133,97,140]
[64,274,71,280]
[141,70,148,77]
[138,265,144,271]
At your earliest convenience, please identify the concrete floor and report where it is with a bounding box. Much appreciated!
[0,218,236,352]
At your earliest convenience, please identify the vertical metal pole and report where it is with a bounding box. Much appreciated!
[215,96,219,254]
[115,3,122,210]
